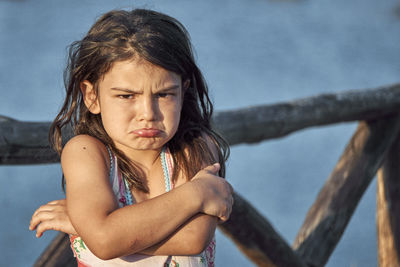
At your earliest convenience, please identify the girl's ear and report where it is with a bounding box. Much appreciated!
[80,80,100,114]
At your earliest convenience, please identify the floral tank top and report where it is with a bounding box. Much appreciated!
[69,146,216,267]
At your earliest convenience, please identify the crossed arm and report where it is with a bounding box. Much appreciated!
[30,200,218,256]
[30,135,233,259]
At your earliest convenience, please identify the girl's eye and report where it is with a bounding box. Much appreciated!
[118,94,134,99]
[157,93,173,98]
[157,93,168,98]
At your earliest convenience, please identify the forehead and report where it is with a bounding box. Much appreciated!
[99,59,182,90]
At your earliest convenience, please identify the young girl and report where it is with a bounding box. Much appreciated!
[29,8,233,267]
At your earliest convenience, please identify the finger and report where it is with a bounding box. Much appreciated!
[30,212,46,231]
[217,211,231,224]
[32,200,68,218]
[30,211,55,231]
[218,215,228,223]
[32,204,56,218]
[35,220,57,238]
[47,199,66,205]
[218,204,231,223]
[202,163,220,175]
[225,200,233,219]
[36,217,77,237]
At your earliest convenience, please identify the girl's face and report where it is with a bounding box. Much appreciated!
[82,59,184,157]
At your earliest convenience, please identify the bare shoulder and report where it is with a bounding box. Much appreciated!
[62,135,107,158]
[62,136,119,240]
[63,134,105,150]
[61,135,110,182]
[200,132,219,161]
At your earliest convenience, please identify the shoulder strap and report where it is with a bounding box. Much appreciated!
[105,146,114,184]
[106,146,133,206]
[161,146,175,191]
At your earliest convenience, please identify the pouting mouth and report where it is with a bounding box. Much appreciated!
[131,128,162,137]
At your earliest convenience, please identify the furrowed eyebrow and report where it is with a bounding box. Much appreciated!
[110,85,180,93]
[110,87,138,93]
[156,85,180,92]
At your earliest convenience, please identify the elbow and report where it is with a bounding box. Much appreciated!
[85,232,124,260]
[88,236,115,260]
[183,216,217,255]
[184,232,213,255]
[188,240,210,255]
[197,236,213,255]
[90,234,143,260]
[92,250,115,261]
[190,244,207,256]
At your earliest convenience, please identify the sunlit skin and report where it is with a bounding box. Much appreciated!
[28,58,234,259]
[82,58,184,169]
[28,9,235,262]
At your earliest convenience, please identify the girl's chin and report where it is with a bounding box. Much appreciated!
[123,140,168,151]
[113,134,174,152]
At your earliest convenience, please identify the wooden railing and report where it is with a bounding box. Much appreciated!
[2,83,400,267]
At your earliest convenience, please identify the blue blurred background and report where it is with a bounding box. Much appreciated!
[1,0,399,266]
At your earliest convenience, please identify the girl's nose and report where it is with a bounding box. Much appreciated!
[140,96,157,121]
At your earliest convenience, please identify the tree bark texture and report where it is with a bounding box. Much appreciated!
[377,135,400,267]
[219,192,307,267]
[1,83,400,164]
[0,116,59,164]
[213,83,400,145]
[293,114,400,267]
[34,233,76,267]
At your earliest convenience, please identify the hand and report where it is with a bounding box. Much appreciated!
[29,199,77,237]
[191,163,234,222]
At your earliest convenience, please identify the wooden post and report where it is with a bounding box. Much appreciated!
[377,135,400,266]
[34,233,76,267]
[219,192,307,267]
[293,114,400,267]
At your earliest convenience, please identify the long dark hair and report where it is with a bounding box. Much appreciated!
[50,9,229,192]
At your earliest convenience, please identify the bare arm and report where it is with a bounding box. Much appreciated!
[30,134,231,256]
[30,200,220,255]
[30,190,220,255]
[60,135,232,260]
[140,214,218,255]
[140,134,225,255]
[30,200,219,255]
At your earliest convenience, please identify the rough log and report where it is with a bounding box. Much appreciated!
[34,233,76,267]
[1,83,400,164]
[377,135,400,267]
[213,83,400,145]
[219,192,307,267]
[292,114,400,267]
[0,116,59,164]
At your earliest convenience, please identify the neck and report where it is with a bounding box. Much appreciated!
[122,147,163,173]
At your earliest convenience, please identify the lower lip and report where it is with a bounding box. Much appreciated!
[132,129,161,137]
